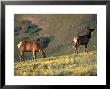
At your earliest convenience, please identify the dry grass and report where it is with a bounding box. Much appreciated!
[14,51,97,76]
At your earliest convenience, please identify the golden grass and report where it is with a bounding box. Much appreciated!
[14,51,97,76]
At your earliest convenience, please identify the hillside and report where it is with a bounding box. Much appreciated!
[14,14,97,62]
[14,51,97,76]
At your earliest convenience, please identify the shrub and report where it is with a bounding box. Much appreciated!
[37,36,51,49]
[14,26,22,32]
[14,32,20,36]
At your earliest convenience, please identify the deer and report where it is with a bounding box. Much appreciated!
[17,40,46,62]
[73,27,95,54]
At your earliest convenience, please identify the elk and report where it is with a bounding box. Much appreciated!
[17,40,46,62]
[73,27,95,54]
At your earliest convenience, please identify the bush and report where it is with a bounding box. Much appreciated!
[14,32,20,36]
[24,29,29,33]
[29,27,42,34]
[37,36,51,49]
[14,27,22,32]
[28,24,38,29]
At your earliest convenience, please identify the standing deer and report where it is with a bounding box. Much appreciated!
[17,40,46,62]
[73,27,95,54]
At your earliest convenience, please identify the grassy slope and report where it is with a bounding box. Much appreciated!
[14,51,97,76]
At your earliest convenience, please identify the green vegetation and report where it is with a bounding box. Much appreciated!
[14,51,97,76]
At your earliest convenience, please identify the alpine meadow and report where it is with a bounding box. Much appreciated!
[14,14,97,76]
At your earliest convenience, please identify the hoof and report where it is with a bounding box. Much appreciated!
[43,55,46,58]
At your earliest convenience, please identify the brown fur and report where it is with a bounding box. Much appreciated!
[17,40,46,62]
[73,28,95,54]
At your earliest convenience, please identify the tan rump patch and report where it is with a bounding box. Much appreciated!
[73,37,78,44]
[17,41,23,49]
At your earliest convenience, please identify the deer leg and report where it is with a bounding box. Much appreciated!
[42,52,46,58]
[39,49,46,58]
[75,44,79,54]
[85,45,88,53]
[19,55,22,62]
[19,51,24,62]
[75,47,77,54]
[32,51,36,59]
[74,44,77,54]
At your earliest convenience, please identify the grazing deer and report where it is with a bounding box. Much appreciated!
[17,40,46,62]
[73,27,95,54]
